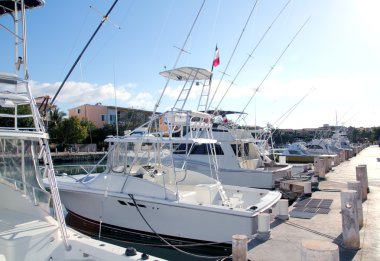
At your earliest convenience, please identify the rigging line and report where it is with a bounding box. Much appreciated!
[209,0,221,46]
[151,0,206,117]
[208,0,259,110]
[237,16,311,122]
[267,87,315,142]
[50,0,119,106]
[336,104,354,126]
[128,194,228,259]
[152,0,175,59]
[273,87,315,129]
[59,6,91,81]
[214,0,292,112]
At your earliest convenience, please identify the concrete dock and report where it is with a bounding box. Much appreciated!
[247,145,380,261]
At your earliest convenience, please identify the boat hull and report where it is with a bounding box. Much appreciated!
[59,188,257,244]
[65,210,231,256]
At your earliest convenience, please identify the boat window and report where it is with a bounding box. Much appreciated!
[289,150,301,155]
[109,142,128,174]
[174,143,224,155]
[306,144,323,150]
[230,143,249,157]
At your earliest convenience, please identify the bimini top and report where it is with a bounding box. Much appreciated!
[159,67,212,81]
[0,0,44,16]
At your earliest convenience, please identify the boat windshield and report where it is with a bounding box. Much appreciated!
[0,137,50,212]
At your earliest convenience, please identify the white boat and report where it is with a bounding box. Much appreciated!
[276,141,336,163]
[50,110,282,254]
[159,67,292,189]
[0,1,163,260]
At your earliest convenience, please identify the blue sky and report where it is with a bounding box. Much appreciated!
[1,0,379,129]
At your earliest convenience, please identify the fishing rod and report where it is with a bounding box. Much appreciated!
[213,0,292,112]
[207,0,259,110]
[50,0,119,106]
[236,16,311,123]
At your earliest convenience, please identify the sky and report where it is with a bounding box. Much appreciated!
[1,0,379,129]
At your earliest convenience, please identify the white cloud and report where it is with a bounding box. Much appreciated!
[128,92,156,110]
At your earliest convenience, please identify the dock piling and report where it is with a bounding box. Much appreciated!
[232,234,248,261]
[301,239,339,261]
[340,190,360,249]
[347,181,363,228]
[257,213,271,241]
[356,165,368,201]
[276,199,289,220]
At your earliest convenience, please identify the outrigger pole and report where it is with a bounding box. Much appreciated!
[212,0,292,112]
[50,0,119,106]
[235,16,311,123]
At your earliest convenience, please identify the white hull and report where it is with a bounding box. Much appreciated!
[54,172,281,244]
[60,190,255,243]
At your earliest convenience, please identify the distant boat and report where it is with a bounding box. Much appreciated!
[0,1,163,260]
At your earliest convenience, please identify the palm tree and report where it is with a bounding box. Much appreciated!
[48,108,66,142]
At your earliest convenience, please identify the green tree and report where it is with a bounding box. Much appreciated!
[56,116,88,145]
[81,118,96,144]
[91,124,117,149]
[371,127,380,142]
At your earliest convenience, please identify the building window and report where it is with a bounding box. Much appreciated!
[77,109,81,114]
[101,115,105,121]
[110,114,115,122]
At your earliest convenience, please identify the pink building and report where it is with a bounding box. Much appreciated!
[68,103,152,129]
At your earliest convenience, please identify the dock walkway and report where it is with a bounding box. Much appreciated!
[247,145,380,260]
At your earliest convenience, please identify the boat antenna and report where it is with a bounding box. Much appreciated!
[236,16,311,123]
[212,0,292,112]
[151,0,206,118]
[207,0,259,110]
[50,0,119,106]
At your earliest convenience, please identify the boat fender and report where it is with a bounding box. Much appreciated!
[125,247,137,256]
[141,253,149,260]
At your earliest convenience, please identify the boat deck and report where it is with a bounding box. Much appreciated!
[247,145,380,260]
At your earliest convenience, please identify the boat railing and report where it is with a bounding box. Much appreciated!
[53,164,107,176]
[0,174,51,214]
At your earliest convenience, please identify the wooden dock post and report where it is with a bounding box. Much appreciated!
[341,190,360,249]
[232,234,248,261]
[347,181,363,228]
[301,240,339,261]
[356,165,368,201]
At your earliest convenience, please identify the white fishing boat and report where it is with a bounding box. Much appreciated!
[160,67,292,189]
[0,1,163,260]
[50,109,281,254]
[275,141,336,164]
